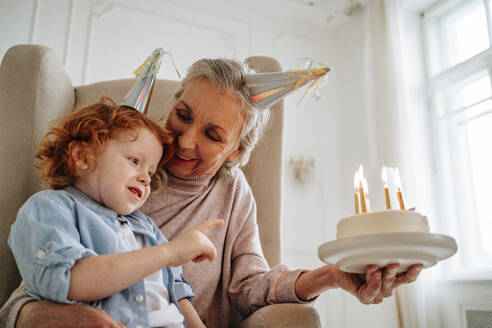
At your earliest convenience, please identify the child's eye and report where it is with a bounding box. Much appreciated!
[128,157,139,165]
[177,109,191,122]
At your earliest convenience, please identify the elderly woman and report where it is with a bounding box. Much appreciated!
[0,58,422,328]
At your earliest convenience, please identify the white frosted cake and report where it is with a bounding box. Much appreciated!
[336,210,430,239]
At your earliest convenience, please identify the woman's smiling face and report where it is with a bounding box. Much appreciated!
[165,78,245,179]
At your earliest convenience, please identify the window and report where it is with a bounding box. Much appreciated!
[424,0,492,273]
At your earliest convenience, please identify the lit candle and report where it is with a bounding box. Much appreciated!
[395,168,405,210]
[354,172,361,214]
[361,176,371,212]
[382,166,391,210]
[358,165,370,213]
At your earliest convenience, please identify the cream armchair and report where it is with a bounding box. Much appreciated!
[0,44,320,327]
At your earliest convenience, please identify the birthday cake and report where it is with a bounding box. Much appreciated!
[318,166,456,274]
[336,210,430,239]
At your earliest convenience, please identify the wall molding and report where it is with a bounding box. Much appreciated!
[28,0,40,43]
[90,0,115,18]
[273,32,319,62]
[80,0,251,83]
[62,0,74,66]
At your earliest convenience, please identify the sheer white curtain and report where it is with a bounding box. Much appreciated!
[362,0,441,327]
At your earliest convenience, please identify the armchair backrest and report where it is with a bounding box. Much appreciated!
[0,44,283,306]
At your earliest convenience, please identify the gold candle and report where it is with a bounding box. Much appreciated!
[354,172,361,214]
[358,165,367,213]
[382,166,391,210]
[395,168,405,210]
[361,176,371,212]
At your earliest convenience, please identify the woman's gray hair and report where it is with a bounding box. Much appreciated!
[174,58,271,176]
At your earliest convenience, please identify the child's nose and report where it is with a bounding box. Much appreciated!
[139,172,150,186]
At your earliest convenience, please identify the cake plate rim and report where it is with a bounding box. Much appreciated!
[317,232,457,274]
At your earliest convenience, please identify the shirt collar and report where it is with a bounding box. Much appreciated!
[64,186,155,238]
[64,186,120,222]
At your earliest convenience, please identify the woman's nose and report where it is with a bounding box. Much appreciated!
[178,126,197,150]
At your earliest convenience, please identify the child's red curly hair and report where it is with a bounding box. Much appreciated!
[36,97,174,191]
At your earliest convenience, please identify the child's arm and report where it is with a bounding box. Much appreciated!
[179,298,206,328]
[68,219,223,302]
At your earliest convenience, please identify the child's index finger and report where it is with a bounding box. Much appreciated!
[195,219,224,233]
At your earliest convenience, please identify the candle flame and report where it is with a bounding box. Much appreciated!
[354,171,360,191]
[395,168,402,190]
[361,176,369,194]
[358,164,364,179]
[381,166,388,186]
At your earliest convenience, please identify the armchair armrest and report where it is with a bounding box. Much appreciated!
[239,304,321,328]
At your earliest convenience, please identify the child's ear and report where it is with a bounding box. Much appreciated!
[70,144,89,172]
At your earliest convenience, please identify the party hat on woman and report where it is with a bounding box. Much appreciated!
[121,48,180,114]
[246,60,330,109]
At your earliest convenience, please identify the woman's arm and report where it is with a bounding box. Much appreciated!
[0,282,124,328]
[68,219,222,302]
[178,298,206,328]
[16,301,125,328]
[294,263,423,304]
[227,173,422,313]
[227,172,313,317]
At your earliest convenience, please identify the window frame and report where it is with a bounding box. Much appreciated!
[422,0,492,279]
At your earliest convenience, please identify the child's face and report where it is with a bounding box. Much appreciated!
[75,127,163,215]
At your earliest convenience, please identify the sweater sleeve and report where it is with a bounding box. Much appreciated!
[0,282,35,328]
[227,173,314,317]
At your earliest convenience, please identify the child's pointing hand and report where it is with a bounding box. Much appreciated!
[166,219,224,266]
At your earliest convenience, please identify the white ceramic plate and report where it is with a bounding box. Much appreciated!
[318,232,457,274]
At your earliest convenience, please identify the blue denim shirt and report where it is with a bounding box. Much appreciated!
[8,186,194,328]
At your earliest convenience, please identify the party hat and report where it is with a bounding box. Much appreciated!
[121,48,180,114]
[246,59,330,109]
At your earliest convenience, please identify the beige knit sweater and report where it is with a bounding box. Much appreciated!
[0,169,307,328]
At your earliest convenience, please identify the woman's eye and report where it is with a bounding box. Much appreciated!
[206,129,221,142]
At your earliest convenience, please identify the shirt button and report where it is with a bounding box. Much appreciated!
[36,250,46,259]
[118,231,124,237]
[135,294,144,303]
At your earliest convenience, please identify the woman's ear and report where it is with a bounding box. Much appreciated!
[227,145,243,162]
[70,144,90,173]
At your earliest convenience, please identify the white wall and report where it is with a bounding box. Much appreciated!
[329,7,402,328]
[0,1,400,327]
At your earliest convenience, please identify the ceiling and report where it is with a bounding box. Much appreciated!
[241,0,366,28]
[240,0,438,29]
